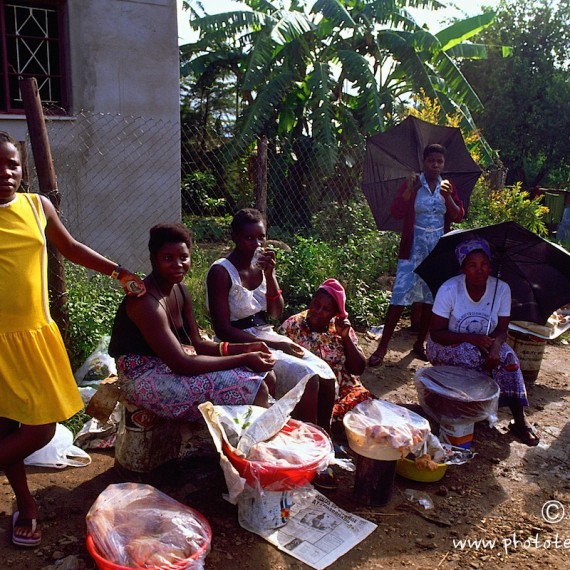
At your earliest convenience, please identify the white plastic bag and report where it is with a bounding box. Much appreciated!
[24,423,91,468]
[74,335,116,386]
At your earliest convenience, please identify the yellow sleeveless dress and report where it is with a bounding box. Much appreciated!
[0,193,83,424]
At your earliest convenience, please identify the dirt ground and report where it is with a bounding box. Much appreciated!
[2,321,570,570]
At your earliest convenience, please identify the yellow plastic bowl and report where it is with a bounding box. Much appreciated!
[396,457,447,482]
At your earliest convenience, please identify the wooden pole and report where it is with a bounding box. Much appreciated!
[20,77,70,343]
[254,135,268,220]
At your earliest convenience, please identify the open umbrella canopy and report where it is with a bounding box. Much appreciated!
[414,221,570,325]
[361,116,483,232]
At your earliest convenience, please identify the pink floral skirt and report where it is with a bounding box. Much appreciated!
[116,354,266,421]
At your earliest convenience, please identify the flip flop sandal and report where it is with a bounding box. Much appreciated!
[12,511,41,548]
[368,351,386,367]
[508,421,540,447]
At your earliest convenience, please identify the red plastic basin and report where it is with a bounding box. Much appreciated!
[86,508,211,570]
[222,419,331,491]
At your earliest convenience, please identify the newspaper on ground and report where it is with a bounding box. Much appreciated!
[246,486,377,570]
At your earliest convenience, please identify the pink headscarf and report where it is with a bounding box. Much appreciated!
[318,278,348,318]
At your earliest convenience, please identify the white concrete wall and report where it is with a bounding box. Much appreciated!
[0,0,181,271]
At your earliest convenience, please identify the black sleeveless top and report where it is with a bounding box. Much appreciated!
[109,284,191,358]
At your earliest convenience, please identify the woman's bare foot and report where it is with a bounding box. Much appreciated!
[412,341,428,362]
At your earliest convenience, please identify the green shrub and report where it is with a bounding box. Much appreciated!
[63,263,124,370]
[462,180,549,235]
[185,214,232,242]
[311,198,379,245]
[181,171,226,215]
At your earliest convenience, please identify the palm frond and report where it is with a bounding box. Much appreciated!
[241,31,277,91]
[181,50,244,79]
[306,63,338,170]
[446,43,489,60]
[432,51,483,111]
[338,49,385,134]
[436,13,496,52]
[191,11,265,38]
[270,10,315,44]
[225,72,296,160]
[311,0,357,28]
[376,30,437,99]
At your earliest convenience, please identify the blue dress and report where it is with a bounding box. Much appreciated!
[390,174,446,306]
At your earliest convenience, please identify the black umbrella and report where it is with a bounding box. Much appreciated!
[414,221,570,325]
[361,116,483,232]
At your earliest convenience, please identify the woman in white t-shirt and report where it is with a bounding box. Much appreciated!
[426,237,539,446]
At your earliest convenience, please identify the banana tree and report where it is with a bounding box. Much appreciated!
[180,0,498,175]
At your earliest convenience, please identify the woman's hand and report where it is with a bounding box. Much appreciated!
[258,249,277,276]
[242,351,276,372]
[238,341,272,355]
[440,179,452,195]
[403,173,421,200]
[482,338,501,369]
[469,334,495,352]
[334,317,352,338]
[274,340,305,358]
[118,269,146,297]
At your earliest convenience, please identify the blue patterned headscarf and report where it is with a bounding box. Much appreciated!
[455,237,492,267]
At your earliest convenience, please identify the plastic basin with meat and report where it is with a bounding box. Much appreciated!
[222,419,332,491]
[414,366,500,425]
[343,400,431,461]
[85,483,212,570]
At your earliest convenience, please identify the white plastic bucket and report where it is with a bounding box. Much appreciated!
[237,484,293,531]
[439,422,474,449]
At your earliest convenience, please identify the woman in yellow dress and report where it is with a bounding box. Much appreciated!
[0,131,143,547]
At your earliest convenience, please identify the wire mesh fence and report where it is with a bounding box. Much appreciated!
[179,123,367,241]
[25,109,180,270]
[25,110,368,251]
[21,108,371,351]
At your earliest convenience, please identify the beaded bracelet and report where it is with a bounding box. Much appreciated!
[266,289,282,301]
[110,265,121,280]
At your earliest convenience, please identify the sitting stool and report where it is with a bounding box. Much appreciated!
[114,398,217,474]
[86,376,215,475]
[114,400,181,474]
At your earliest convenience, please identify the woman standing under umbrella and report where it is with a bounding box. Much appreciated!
[427,238,539,446]
[369,144,464,366]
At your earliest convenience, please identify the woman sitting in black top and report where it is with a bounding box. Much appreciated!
[109,223,275,421]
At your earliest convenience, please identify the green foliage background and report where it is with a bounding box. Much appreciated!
[64,180,555,371]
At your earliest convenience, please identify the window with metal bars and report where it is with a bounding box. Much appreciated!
[0,0,67,114]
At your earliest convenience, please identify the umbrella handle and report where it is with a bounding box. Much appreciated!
[486,267,501,335]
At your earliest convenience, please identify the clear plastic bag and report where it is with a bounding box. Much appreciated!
[74,335,116,386]
[343,400,430,460]
[86,483,211,570]
[414,366,500,425]
[222,412,333,492]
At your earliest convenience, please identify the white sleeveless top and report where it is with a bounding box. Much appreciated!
[207,257,267,321]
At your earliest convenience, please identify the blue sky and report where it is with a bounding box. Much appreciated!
[177,0,502,45]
